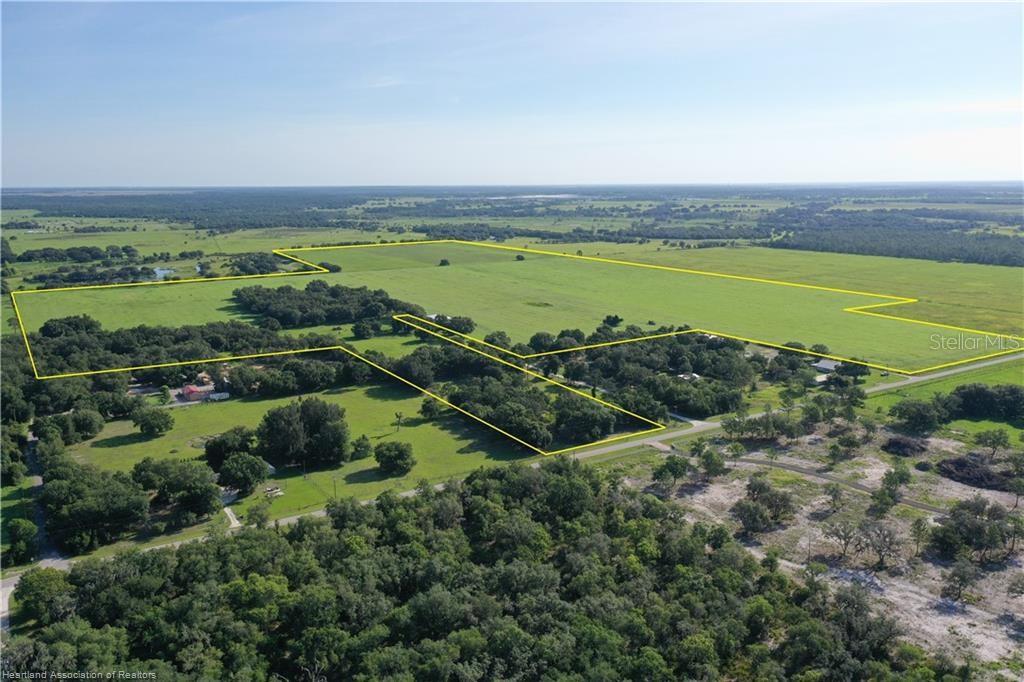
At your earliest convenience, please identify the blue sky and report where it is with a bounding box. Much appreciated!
[2,2,1021,186]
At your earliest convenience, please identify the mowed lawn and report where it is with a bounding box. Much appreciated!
[15,241,1019,374]
[866,359,1024,440]
[68,383,527,520]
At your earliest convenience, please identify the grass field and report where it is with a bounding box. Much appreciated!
[67,383,528,520]
[865,359,1024,440]
[498,242,1024,337]
[16,241,1019,376]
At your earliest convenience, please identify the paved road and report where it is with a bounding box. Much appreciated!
[863,352,1023,395]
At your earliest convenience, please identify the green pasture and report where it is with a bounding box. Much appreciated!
[506,242,1023,337]
[4,218,417,259]
[15,241,1019,375]
[68,383,528,519]
[865,359,1024,440]
[69,383,519,472]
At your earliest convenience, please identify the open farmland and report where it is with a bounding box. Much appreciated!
[503,242,1024,337]
[14,240,1021,376]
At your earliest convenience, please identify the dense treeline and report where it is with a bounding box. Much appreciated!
[4,459,954,680]
[25,265,157,287]
[771,228,1023,267]
[763,207,1024,266]
[523,324,754,419]
[23,315,320,378]
[1,188,375,231]
[14,244,141,263]
[233,281,425,329]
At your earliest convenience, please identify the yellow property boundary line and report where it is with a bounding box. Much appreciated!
[11,238,1023,378]
[9,238,1023,453]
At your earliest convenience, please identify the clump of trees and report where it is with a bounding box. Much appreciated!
[889,383,1023,435]
[14,244,140,264]
[131,407,174,437]
[33,409,105,445]
[232,280,424,329]
[255,397,350,468]
[36,437,149,553]
[132,457,222,529]
[228,252,281,274]
[5,459,954,679]
[732,474,796,534]
[529,324,753,419]
[219,453,268,495]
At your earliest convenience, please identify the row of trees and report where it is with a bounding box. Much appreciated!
[11,243,142,264]
[25,314,320,378]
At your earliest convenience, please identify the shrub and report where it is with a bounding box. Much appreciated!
[936,454,1010,491]
[881,435,927,457]
[374,441,415,477]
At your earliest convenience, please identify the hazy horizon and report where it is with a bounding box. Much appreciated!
[3,2,1021,187]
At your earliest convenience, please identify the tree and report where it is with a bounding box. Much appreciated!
[1009,477,1024,510]
[70,409,105,441]
[246,497,272,529]
[394,411,405,432]
[375,441,415,477]
[888,399,942,435]
[352,320,375,339]
[974,429,1010,461]
[733,499,772,534]
[824,518,859,560]
[158,385,172,405]
[726,442,746,460]
[603,314,623,327]
[131,407,173,437]
[351,435,373,460]
[698,448,728,480]
[14,567,74,625]
[653,454,689,489]
[204,426,255,471]
[419,398,446,420]
[858,520,903,569]
[135,459,222,519]
[941,558,980,601]
[5,518,38,564]
[438,259,450,266]
[257,403,306,465]
[256,398,349,468]
[220,453,268,495]
[824,483,844,512]
[910,518,930,556]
